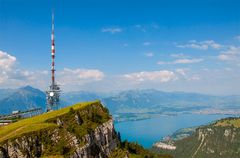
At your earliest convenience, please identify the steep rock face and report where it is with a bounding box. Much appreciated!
[0,120,118,158]
[70,120,118,158]
[0,102,120,158]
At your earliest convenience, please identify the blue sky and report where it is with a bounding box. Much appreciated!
[0,0,240,94]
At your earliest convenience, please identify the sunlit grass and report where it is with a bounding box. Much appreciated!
[0,100,99,143]
[215,118,240,128]
[129,154,141,158]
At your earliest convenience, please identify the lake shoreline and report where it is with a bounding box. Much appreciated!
[114,113,234,148]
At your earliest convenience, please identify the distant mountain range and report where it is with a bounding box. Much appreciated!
[61,91,104,104]
[0,86,240,116]
[0,86,46,114]
[102,89,240,115]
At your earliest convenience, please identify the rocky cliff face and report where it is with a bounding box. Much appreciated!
[0,120,118,158]
[70,120,118,158]
[0,101,120,158]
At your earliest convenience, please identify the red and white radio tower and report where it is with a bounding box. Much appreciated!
[51,12,55,85]
[46,11,60,112]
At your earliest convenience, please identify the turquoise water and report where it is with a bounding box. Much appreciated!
[114,114,231,148]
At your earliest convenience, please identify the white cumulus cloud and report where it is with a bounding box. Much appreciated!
[58,68,105,86]
[175,68,188,76]
[174,58,203,64]
[145,52,154,57]
[218,46,240,61]
[101,27,122,34]
[0,50,16,71]
[177,40,222,50]
[0,50,106,90]
[175,68,200,81]
[157,58,203,65]
[0,50,50,88]
[123,70,176,83]
[0,50,17,84]
[171,53,189,58]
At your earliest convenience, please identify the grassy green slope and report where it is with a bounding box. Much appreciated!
[0,100,109,143]
[0,100,173,158]
[215,117,240,128]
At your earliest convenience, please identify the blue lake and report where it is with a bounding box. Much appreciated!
[114,114,232,148]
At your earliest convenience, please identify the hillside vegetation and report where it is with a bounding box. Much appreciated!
[0,100,173,158]
[154,117,240,158]
[215,117,240,128]
[111,141,173,158]
[0,100,110,144]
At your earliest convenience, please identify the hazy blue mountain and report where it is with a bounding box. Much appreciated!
[0,88,17,101]
[0,86,46,114]
[0,87,104,115]
[0,87,240,116]
[101,89,240,114]
[61,91,103,105]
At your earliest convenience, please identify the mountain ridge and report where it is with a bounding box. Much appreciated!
[0,86,46,114]
[1,86,240,116]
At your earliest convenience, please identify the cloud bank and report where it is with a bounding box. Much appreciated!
[157,58,203,65]
[123,70,176,83]
[177,40,222,50]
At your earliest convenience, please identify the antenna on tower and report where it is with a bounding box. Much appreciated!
[46,9,61,112]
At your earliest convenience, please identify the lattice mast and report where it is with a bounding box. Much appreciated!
[46,11,60,112]
[51,12,55,85]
